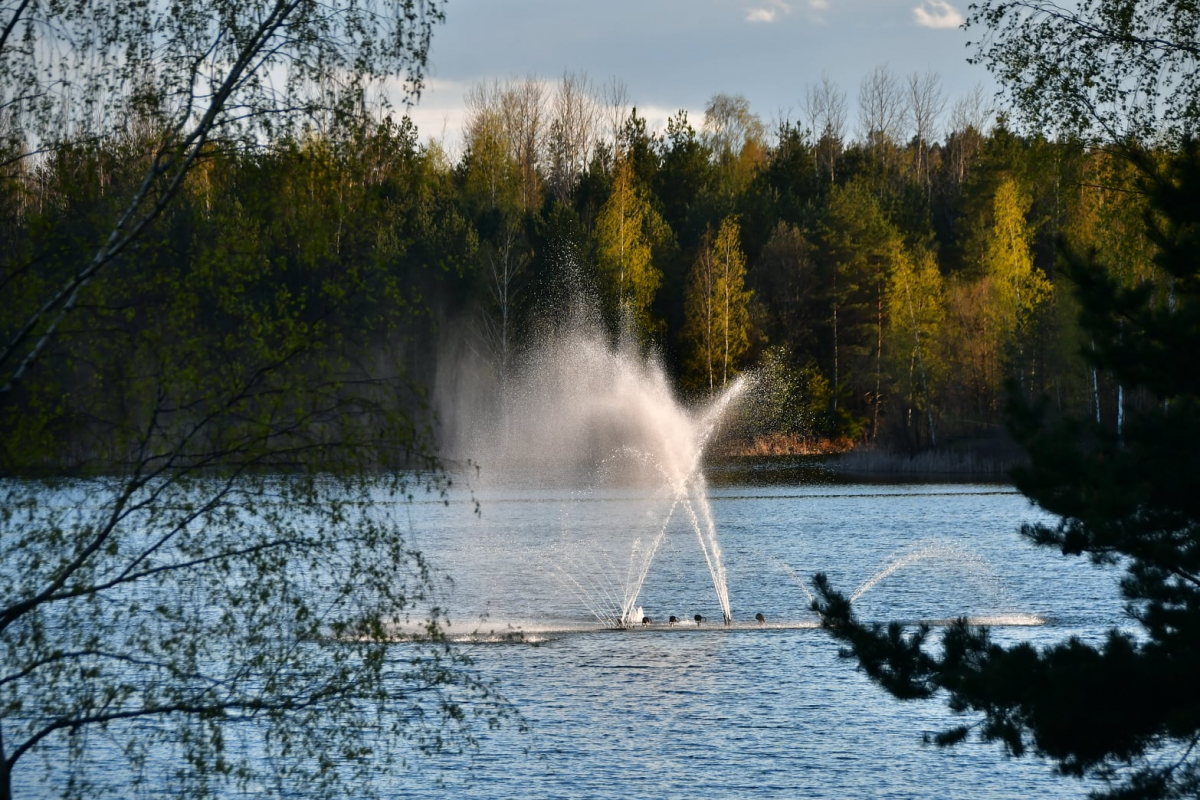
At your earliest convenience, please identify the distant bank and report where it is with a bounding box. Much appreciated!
[713,432,1024,482]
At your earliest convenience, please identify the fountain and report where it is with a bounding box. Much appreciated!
[432,298,1044,637]
[437,301,745,627]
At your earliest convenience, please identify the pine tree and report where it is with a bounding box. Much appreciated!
[812,143,1200,799]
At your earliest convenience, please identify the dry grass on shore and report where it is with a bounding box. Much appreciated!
[713,433,855,457]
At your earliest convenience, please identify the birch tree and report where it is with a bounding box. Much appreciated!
[594,157,666,339]
[886,247,946,446]
[0,3,510,797]
[804,74,848,184]
[702,93,766,198]
[858,64,904,170]
[684,216,752,393]
[905,71,946,190]
[984,177,1052,393]
[546,72,597,203]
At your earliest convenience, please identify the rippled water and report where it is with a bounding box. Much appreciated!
[397,476,1126,798]
[14,476,1129,798]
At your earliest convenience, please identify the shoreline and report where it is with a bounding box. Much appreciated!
[711,434,1025,483]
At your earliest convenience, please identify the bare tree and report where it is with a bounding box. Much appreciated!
[803,73,848,183]
[600,76,630,163]
[546,71,598,203]
[464,79,502,137]
[464,76,547,213]
[500,76,547,211]
[947,83,994,185]
[906,70,946,189]
[703,93,766,196]
[463,78,513,209]
[858,64,904,161]
[950,82,993,136]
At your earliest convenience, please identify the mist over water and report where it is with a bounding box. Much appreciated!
[433,299,745,625]
[437,301,697,477]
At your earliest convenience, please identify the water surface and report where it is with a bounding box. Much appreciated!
[395,477,1125,798]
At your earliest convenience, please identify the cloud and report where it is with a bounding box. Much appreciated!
[912,0,964,28]
[808,0,829,10]
[746,0,791,23]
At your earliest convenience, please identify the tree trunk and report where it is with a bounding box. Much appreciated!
[873,277,882,442]
[832,268,839,413]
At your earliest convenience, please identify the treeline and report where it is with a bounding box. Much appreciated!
[0,67,1166,464]
[444,70,1160,451]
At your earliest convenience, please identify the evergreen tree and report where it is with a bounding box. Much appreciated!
[812,143,1200,799]
[820,180,904,439]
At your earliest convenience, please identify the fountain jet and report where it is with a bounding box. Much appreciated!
[438,300,745,628]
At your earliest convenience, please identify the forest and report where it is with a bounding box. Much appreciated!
[3,0,1199,795]
[0,66,1162,469]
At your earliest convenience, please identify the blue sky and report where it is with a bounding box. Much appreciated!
[405,0,996,150]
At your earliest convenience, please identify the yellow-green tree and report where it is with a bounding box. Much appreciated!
[684,215,752,393]
[886,246,946,446]
[984,177,1051,392]
[595,157,667,338]
[1062,151,1160,429]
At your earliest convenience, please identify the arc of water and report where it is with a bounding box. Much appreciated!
[555,543,626,626]
[556,567,620,627]
[771,557,816,606]
[850,543,995,603]
[623,537,643,614]
[689,475,731,623]
[575,547,626,616]
[618,462,729,625]
[620,494,679,626]
[551,506,622,624]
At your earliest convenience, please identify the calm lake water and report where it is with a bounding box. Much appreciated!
[13,472,1128,798]
[392,471,1127,799]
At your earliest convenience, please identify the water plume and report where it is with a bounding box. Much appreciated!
[436,300,746,626]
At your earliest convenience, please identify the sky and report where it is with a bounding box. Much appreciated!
[402,0,998,153]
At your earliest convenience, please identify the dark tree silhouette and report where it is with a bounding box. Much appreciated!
[812,142,1200,798]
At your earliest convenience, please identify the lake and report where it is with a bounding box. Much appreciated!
[388,471,1126,798]
[8,469,1129,798]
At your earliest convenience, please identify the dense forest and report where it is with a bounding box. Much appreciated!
[0,67,1163,466]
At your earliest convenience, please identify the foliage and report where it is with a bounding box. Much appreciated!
[966,0,1200,143]
[885,247,946,448]
[683,216,753,394]
[0,1,521,795]
[983,177,1052,392]
[812,142,1200,800]
[594,158,668,339]
[0,123,511,798]
[819,179,904,439]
